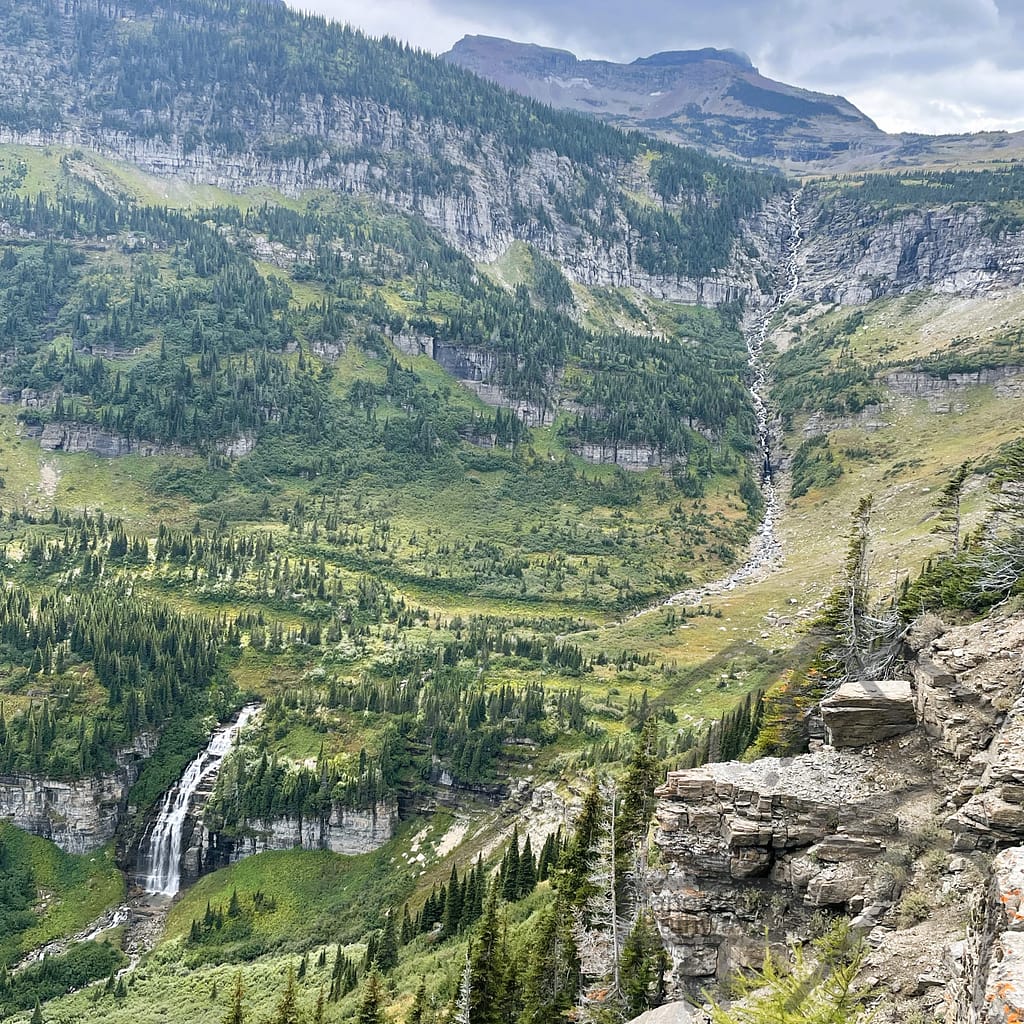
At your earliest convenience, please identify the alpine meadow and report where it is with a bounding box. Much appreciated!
[1,3,1024,1024]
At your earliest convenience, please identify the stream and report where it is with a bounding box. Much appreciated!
[632,187,804,619]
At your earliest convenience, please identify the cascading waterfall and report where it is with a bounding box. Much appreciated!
[141,704,260,897]
[628,188,805,619]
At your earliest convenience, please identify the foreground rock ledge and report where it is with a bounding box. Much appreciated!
[820,678,917,748]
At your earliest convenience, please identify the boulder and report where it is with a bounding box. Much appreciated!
[627,1002,707,1024]
[820,679,917,748]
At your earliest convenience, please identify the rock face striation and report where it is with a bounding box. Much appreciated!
[652,737,932,982]
[650,611,1024,1023]
[819,679,917,748]
[797,198,1024,305]
[0,733,158,853]
[184,801,399,881]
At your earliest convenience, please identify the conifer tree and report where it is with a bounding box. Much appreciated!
[502,828,520,901]
[407,977,428,1024]
[356,966,386,1024]
[378,912,399,973]
[558,781,605,910]
[223,972,246,1024]
[619,912,668,1015]
[520,904,581,1024]
[516,834,537,897]
[468,887,507,1024]
[273,965,301,1024]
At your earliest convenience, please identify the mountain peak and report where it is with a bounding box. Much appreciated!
[631,48,754,71]
[445,34,885,170]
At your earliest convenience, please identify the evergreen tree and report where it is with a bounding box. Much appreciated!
[223,972,246,1024]
[378,912,399,973]
[468,888,507,1024]
[356,966,386,1024]
[515,834,537,897]
[619,912,668,1015]
[407,977,428,1024]
[558,781,605,910]
[273,966,301,1024]
[502,829,520,901]
[520,904,581,1024]
[934,460,973,554]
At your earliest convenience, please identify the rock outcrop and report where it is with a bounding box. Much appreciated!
[36,421,193,458]
[652,736,932,984]
[651,610,1024,1022]
[0,733,158,853]
[187,801,398,880]
[949,847,1024,1024]
[819,679,917,748]
[798,197,1024,305]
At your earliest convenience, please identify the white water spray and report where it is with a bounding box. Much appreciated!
[141,704,259,897]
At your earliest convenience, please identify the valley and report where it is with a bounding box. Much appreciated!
[0,3,1023,1024]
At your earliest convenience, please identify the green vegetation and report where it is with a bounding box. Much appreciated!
[0,822,124,969]
[790,435,843,498]
[1,940,125,1015]
[708,924,871,1024]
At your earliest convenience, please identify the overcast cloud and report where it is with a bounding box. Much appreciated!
[291,0,1024,134]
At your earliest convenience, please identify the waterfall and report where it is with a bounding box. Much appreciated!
[625,188,805,620]
[140,704,260,897]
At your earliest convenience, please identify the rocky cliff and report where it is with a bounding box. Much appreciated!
[0,733,158,853]
[797,195,1024,305]
[651,611,1024,1023]
[185,801,399,881]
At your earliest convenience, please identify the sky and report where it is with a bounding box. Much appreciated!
[290,0,1024,135]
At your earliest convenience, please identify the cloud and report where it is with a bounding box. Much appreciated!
[290,0,1024,134]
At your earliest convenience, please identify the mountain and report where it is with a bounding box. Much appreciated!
[1,3,1024,1023]
[445,35,1024,172]
[0,0,780,300]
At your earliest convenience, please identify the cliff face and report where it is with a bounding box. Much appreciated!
[0,120,755,305]
[0,733,158,853]
[797,196,1024,304]
[651,612,1024,1023]
[184,801,399,881]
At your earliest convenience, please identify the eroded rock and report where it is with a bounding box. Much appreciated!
[820,679,917,749]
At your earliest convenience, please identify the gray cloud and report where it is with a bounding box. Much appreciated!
[291,0,1024,133]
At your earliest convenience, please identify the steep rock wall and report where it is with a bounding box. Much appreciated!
[0,123,774,306]
[186,801,398,880]
[797,196,1024,305]
[650,611,1024,1022]
[0,733,158,853]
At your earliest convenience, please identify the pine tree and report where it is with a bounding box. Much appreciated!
[442,865,463,937]
[273,965,301,1024]
[502,829,520,901]
[515,834,537,898]
[616,717,661,912]
[223,972,246,1024]
[407,976,428,1024]
[934,460,972,554]
[558,781,605,910]
[619,912,667,1015]
[468,887,507,1024]
[400,903,414,945]
[377,912,399,973]
[520,905,581,1024]
[356,966,386,1024]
